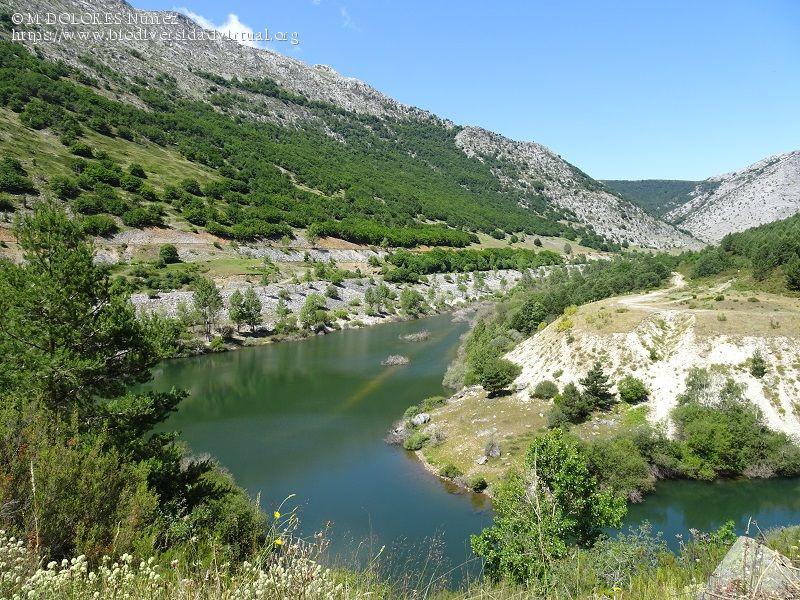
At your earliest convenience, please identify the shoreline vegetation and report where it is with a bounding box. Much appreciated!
[126,248,566,357]
[0,26,798,599]
[2,203,800,599]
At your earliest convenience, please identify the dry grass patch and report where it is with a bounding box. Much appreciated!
[421,389,549,487]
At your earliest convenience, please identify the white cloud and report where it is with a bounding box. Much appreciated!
[178,7,260,48]
[339,6,359,30]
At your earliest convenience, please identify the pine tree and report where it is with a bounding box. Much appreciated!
[0,202,164,416]
[555,382,592,424]
[580,361,616,411]
[750,349,767,378]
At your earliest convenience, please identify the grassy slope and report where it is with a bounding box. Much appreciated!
[0,108,217,191]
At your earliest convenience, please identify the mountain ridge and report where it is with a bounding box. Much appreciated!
[665,151,800,243]
[603,152,800,242]
[0,0,697,249]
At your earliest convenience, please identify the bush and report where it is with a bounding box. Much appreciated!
[0,157,37,194]
[69,142,93,158]
[550,382,592,425]
[618,376,649,404]
[71,194,104,215]
[403,404,421,419]
[324,284,340,299]
[128,163,146,178]
[692,250,728,278]
[750,349,767,378]
[403,431,429,451]
[119,173,143,192]
[468,474,488,492]
[122,206,163,228]
[50,175,80,199]
[532,380,559,399]
[0,194,13,211]
[478,357,521,396]
[159,243,180,264]
[181,178,202,195]
[439,463,463,479]
[586,436,654,500]
[79,214,118,237]
[209,335,226,352]
[421,396,446,411]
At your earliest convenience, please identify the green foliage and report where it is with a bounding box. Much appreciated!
[0,40,620,249]
[618,375,649,404]
[439,463,463,479]
[122,206,163,228]
[749,349,767,378]
[478,358,521,396]
[580,362,616,411]
[670,369,800,479]
[0,203,158,413]
[50,175,80,199]
[468,474,488,492]
[79,214,118,237]
[691,249,729,278]
[403,431,429,451]
[602,179,698,216]
[0,203,263,561]
[786,257,800,291]
[471,429,626,584]
[228,289,245,332]
[585,436,654,500]
[299,293,330,331]
[685,212,800,287]
[385,247,562,283]
[192,277,223,340]
[241,287,263,331]
[128,163,146,178]
[548,382,592,426]
[532,380,559,399]
[402,404,421,419]
[159,243,180,264]
[0,157,37,194]
[324,283,340,299]
[420,396,446,411]
[69,142,93,158]
[399,287,427,316]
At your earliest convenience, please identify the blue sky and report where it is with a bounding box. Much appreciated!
[132,0,800,180]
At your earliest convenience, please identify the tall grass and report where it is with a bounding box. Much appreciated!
[2,522,799,599]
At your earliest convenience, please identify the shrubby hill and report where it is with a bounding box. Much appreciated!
[0,0,695,250]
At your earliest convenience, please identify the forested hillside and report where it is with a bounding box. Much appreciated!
[0,0,695,250]
[688,211,800,290]
[601,179,699,216]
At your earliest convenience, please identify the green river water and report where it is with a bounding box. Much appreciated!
[148,312,800,576]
